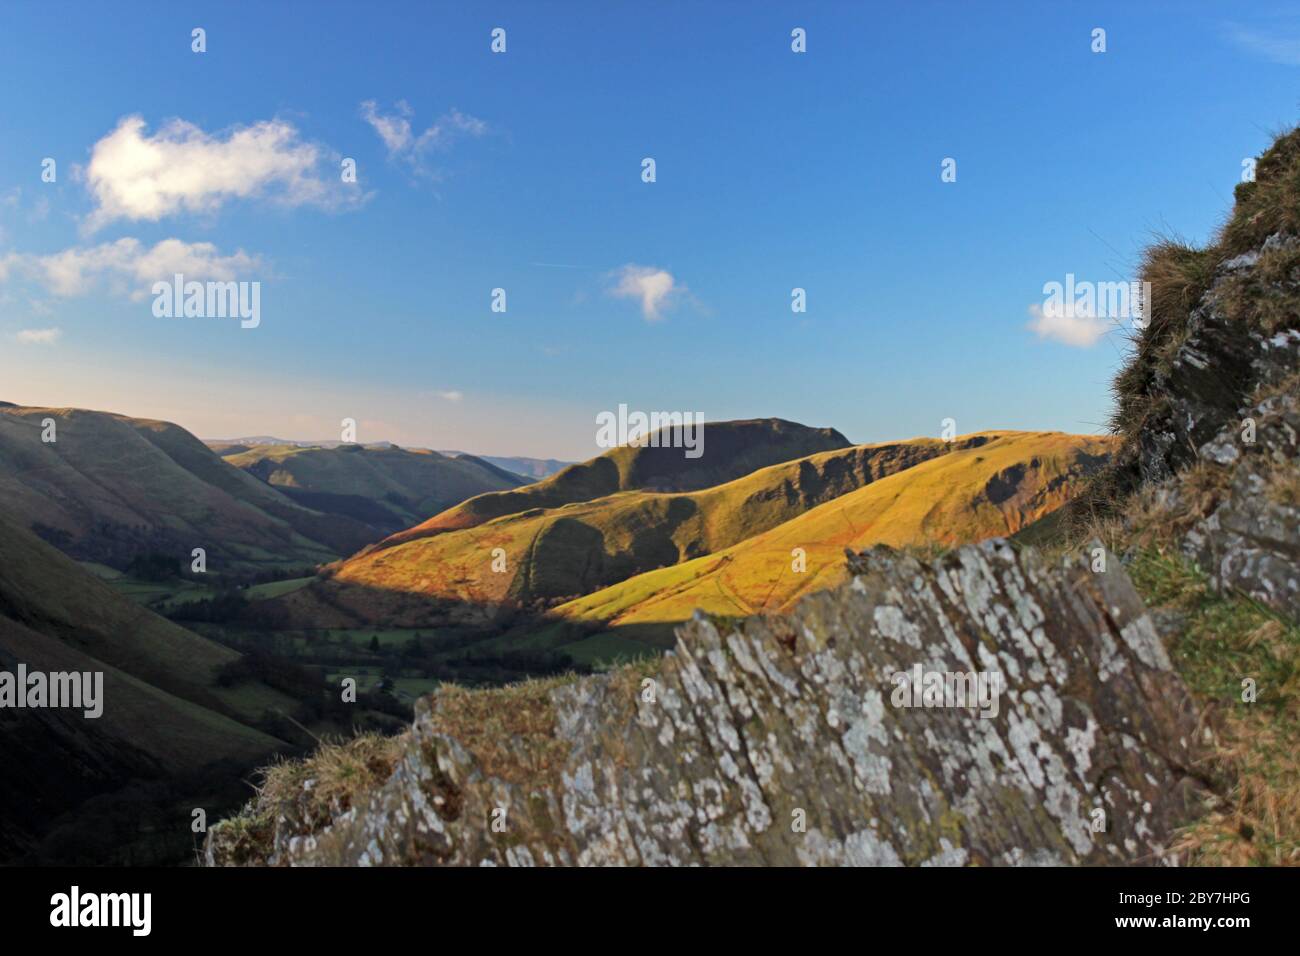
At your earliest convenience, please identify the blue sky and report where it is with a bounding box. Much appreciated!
[1,0,1297,459]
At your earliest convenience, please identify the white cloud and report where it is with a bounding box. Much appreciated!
[1026,301,1109,348]
[83,115,356,231]
[436,390,464,403]
[15,327,61,345]
[360,100,414,153]
[4,238,260,300]
[610,264,680,322]
[360,101,488,175]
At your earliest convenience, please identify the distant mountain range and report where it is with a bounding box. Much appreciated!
[206,436,573,480]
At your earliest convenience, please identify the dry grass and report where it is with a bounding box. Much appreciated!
[212,665,644,861]
[257,731,404,828]
[1109,241,1217,444]
[1263,456,1300,506]
[1216,237,1300,335]
[1219,126,1300,257]
[420,675,577,786]
[208,730,405,864]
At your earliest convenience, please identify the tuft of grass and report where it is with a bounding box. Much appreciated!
[1215,236,1300,335]
[254,731,404,834]
[1263,456,1300,507]
[1109,241,1218,444]
[214,669,603,860]
[1219,125,1300,257]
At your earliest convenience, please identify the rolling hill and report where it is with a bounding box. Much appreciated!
[321,435,990,612]
[255,418,853,626]
[544,430,1113,655]
[0,513,294,863]
[368,418,852,552]
[219,442,525,539]
[0,404,377,574]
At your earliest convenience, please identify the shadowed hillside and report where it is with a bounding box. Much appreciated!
[0,405,376,573]
[0,514,294,864]
[220,442,524,539]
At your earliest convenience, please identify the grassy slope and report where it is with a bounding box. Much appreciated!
[556,431,1113,630]
[0,405,372,571]
[0,512,296,722]
[0,614,281,769]
[1127,549,1299,865]
[369,418,851,550]
[329,435,983,609]
[0,514,292,861]
[222,442,523,534]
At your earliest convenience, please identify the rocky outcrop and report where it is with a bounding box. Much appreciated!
[1179,333,1300,620]
[1137,235,1299,485]
[1129,225,1300,622]
[206,539,1205,866]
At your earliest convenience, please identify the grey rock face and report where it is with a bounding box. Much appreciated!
[1181,337,1300,621]
[206,540,1205,866]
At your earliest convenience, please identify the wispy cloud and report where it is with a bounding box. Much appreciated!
[1226,22,1300,65]
[15,327,62,345]
[2,238,260,300]
[1026,301,1109,348]
[82,115,361,232]
[360,101,488,177]
[436,389,464,402]
[609,264,682,322]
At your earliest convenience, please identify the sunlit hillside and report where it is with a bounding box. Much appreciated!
[555,431,1113,633]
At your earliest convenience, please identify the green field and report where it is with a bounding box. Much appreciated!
[245,575,315,600]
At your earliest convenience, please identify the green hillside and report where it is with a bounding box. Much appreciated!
[221,442,524,538]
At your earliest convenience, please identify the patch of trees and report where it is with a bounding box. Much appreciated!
[170,589,249,623]
[127,551,181,582]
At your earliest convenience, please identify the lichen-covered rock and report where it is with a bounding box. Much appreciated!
[1180,333,1300,621]
[206,539,1205,866]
